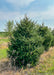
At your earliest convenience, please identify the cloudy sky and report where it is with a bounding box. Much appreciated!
[0,0,54,31]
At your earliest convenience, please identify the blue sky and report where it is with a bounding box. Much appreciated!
[0,0,54,31]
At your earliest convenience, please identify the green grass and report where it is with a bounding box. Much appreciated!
[0,35,9,60]
[0,32,8,37]
[0,49,7,60]
[0,38,9,44]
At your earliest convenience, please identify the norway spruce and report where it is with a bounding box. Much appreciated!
[8,16,44,67]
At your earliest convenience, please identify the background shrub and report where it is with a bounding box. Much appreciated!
[37,25,52,51]
[51,29,54,46]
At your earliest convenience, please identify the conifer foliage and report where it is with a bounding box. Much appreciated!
[8,16,44,67]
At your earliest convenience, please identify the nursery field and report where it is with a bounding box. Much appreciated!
[0,35,54,75]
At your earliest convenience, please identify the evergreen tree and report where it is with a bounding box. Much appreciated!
[51,29,54,46]
[5,20,14,36]
[37,25,52,51]
[8,16,44,67]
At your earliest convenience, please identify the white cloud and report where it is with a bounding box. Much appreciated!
[27,5,54,21]
[41,5,54,20]
[0,5,54,23]
[0,5,54,30]
[0,0,54,31]
[6,0,35,7]
[0,12,24,21]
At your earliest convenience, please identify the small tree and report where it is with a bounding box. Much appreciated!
[8,16,44,67]
[37,25,52,51]
[5,20,14,36]
[52,29,54,36]
[51,29,54,46]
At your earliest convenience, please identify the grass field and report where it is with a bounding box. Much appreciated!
[0,32,8,37]
[0,38,9,44]
[0,34,8,60]
[0,49,7,60]
[0,34,54,75]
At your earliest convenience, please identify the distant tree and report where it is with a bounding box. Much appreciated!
[5,20,14,36]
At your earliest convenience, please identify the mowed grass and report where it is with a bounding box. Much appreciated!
[0,49,7,60]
